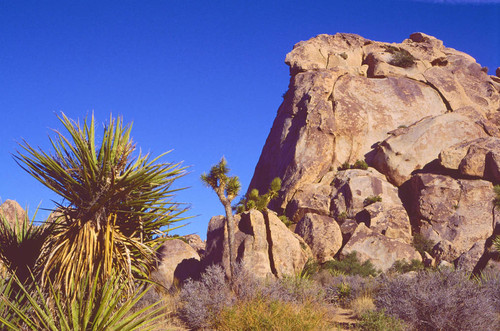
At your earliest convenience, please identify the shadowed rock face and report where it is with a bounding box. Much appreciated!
[246,32,500,273]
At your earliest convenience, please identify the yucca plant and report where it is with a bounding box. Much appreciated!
[0,208,54,285]
[0,270,166,331]
[15,113,188,296]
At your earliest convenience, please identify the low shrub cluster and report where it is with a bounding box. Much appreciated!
[375,269,500,331]
[338,159,369,171]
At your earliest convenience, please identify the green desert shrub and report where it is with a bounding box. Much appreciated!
[0,271,164,331]
[358,309,407,331]
[337,159,368,171]
[412,232,436,257]
[384,45,416,68]
[321,274,380,307]
[363,195,382,206]
[388,259,424,274]
[323,252,379,277]
[375,269,500,330]
[236,177,281,213]
[15,113,188,297]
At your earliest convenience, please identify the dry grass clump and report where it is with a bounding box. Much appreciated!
[215,298,332,331]
[350,295,376,318]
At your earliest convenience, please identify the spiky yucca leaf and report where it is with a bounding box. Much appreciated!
[0,270,165,331]
[0,208,54,284]
[15,113,188,295]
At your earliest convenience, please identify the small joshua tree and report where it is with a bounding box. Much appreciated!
[201,157,241,279]
[237,177,281,213]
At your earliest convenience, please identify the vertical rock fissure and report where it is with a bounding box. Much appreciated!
[263,211,279,277]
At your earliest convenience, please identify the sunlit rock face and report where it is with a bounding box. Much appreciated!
[246,32,500,272]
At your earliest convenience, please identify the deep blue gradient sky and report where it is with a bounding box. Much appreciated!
[1,1,499,239]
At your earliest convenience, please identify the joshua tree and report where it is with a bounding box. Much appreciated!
[201,157,241,278]
[236,177,281,213]
[15,113,187,296]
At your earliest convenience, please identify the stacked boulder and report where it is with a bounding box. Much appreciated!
[247,32,500,273]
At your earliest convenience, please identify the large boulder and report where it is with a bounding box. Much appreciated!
[372,112,487,186]
[407,173,495,261]
[340,223,421,272]
[439,136,500,182]
[152,239,201,289]
[295,213,342,263]
[203,210,312,279]
[0,200,26,228]
[248,32,499,215]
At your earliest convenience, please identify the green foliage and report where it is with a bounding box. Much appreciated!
[388,259,424,274]
[493,235,500,254]
[338,52,348,60]
[412,233,436,257]
[363,195,382,207]
[201,157,241,202]
[279,215,292,227]
[301,259,321,279]
[0,271,164,331]
[353,160,369,170]
[338,162,351,171]
[338,160,368,171]
[15,113,187,296]
[358,309,407,331]
[494,185,500,209]
[236,177,282,213]
[384,45,416,68]
[337,212,348,222]
[323,252,379,277]
[0,208,54,284]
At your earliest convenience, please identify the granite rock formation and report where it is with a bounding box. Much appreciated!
[247,32,500,273]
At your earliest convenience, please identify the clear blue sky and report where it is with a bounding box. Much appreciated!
[1,0,499,239]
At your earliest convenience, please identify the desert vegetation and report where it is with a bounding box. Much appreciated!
[2,114,500,330]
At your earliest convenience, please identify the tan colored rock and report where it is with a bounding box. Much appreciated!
[183,234,206,256]
[152,239,201,289]
[331,168,404,216]
[266,210,312,277]
[0,200,26,228]
[373,112,487,186]
[285,33,368,75]
[439,137,500,181]
[287,182,332,223]
[355,202,412,244]
[456,240,486,272]
[341,223,421,272]
[204,210,311,279]
[408,174,494,261]
[295,213,342,263]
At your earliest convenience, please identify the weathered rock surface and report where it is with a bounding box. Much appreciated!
[439,136,500,182]
[330,169,406,216]
[372,112,488,186]
[0,200,26,227]
[204,210,312,279]
[295,213,342,263]
[152,239,201,289]
[355,202,412,244]
[249,32,499,213]
[408,173,495,261]
[183,234,206,257]
[340,223,421,272]
[455,240,487,272]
